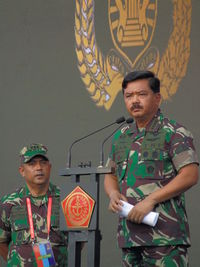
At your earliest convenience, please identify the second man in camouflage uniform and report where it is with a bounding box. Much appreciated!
[0,143,68,266]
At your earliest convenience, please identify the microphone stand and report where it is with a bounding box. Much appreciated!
[66,116,125,168]
[99,123,126,167]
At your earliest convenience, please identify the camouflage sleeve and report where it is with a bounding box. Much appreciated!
[169,126,199,171]
[106,158,117,175]
[0,201,11,243]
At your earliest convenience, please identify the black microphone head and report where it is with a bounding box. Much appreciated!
[115,116,126,124]
[126,117,134,124]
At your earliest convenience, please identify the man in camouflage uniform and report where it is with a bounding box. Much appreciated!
[104,71,199,266]
[0,143,68,266]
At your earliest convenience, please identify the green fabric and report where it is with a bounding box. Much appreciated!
[0,183,68,266]
[108,109,198,248]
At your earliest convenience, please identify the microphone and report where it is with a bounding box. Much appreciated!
[66,116,126,168]
[99,117,134,167]
[125,117,134,124]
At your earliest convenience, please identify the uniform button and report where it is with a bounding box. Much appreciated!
[147,166,154,173]
[152,151,158,158]
[143,151,148,158]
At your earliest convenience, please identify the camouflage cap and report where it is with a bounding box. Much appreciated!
[20,143,49,163]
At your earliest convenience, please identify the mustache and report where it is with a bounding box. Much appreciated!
[130,104,143,110]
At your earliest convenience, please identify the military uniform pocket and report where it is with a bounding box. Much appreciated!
[140,147,164,179]
[141,130,165,180]
[141,158,164,180]
[11,222,30,245]
[11,205,30,245]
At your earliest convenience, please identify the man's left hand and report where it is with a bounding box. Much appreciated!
[127,197,156,224]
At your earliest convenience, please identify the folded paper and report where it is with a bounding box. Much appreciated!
[119,201,159,227]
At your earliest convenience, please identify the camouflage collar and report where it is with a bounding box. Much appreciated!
[21,182,56,198]
[147,109,163,132]
[127,109,163,134]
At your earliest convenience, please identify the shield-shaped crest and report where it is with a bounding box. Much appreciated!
[108,0,158,68]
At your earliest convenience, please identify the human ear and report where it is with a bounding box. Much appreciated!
[49,163,52,171]
[19,165,25,177]
[156,93,161,105]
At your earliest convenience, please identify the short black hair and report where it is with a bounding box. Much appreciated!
[122,70,160,94]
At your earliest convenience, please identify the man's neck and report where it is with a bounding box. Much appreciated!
[136,117,152,129]
[27,183,49,197]
[135,110,158,129]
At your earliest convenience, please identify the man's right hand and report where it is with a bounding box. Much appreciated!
[104,173,127,213]
[108,190,127,213]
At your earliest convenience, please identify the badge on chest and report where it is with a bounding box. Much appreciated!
[33,241,56,267]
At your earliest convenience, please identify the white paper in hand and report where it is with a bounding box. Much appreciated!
[118,201,159,227]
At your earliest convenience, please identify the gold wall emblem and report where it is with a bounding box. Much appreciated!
[75,0,191,110]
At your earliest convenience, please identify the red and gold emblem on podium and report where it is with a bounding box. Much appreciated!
[61,186,95,228]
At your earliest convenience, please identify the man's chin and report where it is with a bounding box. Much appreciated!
[131,111,143,118]
[34,177,48,184]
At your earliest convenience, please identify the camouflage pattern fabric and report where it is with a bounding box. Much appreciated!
[0,183,68,266]
[122,245,188,267]
[19,143,49,163]
[108,109,199,248]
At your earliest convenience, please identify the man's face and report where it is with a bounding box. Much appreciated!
[19,156,51,188]
[123,79,161,125]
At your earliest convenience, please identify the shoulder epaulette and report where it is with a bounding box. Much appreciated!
[121,125,130,134]
[1,187,23,204]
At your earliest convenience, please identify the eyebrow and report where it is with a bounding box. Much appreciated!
[124,89,148,95]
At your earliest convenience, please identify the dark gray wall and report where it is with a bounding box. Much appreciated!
[0,1,199,266]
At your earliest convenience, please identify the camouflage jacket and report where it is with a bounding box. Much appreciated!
[108,109,199,248]
[0,183,68,266]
